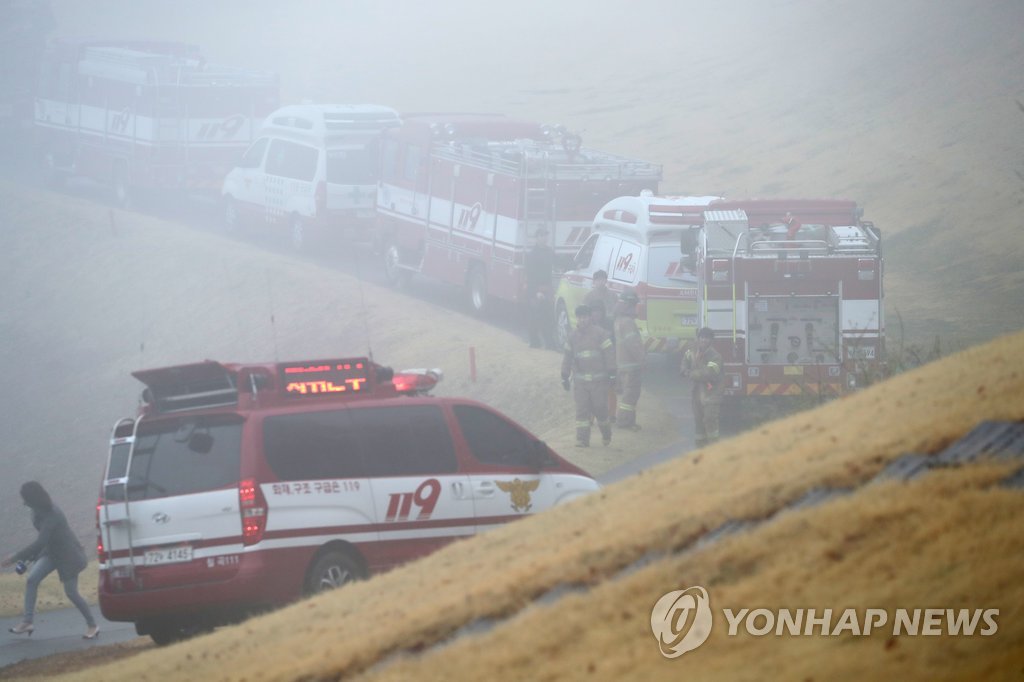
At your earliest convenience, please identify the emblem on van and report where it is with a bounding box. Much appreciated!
[152,512,170,524]
[495,478,540,513]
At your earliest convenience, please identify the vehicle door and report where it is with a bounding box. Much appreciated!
[325,137,379,219]
[223,137,269,222]
[264,138,318,224]
[641,239,701,348]
[349,404,473,568]
[449,403,594,533]
[102,414,245,589]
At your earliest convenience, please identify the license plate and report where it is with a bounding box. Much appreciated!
[144,545,193,566]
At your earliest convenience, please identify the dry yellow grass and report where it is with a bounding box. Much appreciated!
[41,330,1024,681]
[0,563,98,619]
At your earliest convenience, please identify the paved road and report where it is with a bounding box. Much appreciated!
[0,608,139,669]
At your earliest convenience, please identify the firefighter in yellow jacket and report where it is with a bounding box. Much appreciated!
[561,304,616,447]
[613,289,646,430]
[681,327,724,446]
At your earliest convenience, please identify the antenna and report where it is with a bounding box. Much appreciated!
[265,269,280,362]
[351,246,375,362]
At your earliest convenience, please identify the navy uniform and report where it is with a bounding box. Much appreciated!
[561,305,616,447]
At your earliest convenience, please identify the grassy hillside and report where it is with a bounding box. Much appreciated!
[42,330,1024,681]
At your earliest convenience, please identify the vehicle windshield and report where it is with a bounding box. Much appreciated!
[646,244,697,287]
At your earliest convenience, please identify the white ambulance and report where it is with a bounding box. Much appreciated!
[97,357,598,644]
[221,104,400,250]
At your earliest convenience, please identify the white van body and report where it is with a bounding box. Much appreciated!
[221,103,400,249]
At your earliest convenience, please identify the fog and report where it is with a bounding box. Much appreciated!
[1,0,1022,558]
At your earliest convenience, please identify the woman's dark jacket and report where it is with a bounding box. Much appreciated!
[12,504,88,581]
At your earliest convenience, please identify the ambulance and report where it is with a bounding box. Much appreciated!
[97,357,597,644]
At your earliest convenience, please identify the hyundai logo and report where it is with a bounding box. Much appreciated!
[152,512,170,524]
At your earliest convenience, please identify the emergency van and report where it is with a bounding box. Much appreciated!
[221,104,400,250]
[555,192,721,352]
[97,357,597,644]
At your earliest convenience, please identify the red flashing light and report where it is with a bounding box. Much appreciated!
[95,500,105,561]
[239,479,268,546]
[392,369,442,395]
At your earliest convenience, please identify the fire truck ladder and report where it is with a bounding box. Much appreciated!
[522,151,553,233]
[101,417,140,578]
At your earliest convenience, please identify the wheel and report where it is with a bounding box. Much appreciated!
[304,550,365,596]
[466,266,488,315]
[223,196,240,234]
[289,214,305,251]
[556,299,572,349]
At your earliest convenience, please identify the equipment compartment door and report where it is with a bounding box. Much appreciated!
[747,295,841,365]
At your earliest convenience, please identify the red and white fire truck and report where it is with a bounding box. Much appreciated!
[690,197,885,397]
[374,113,662,313]
[34,39,278,205]
[557,194,884,398]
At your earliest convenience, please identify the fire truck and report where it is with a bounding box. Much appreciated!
[558,194,884,398]
[687,197,885,397]
[374,113,662,313]
[34,39,278,205]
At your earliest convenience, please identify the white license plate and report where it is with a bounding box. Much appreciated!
[144,545,193,566]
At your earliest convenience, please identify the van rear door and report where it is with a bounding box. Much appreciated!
[103,414,245,589]
[640,242,700,350]
[325,139,379,218]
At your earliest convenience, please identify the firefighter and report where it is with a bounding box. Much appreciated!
[524,226,557,349]
[680,327,724,447]
[614,289,646,430]
[561,304,616,447]
[583,270,618,419]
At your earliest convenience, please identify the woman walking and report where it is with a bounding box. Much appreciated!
[2,481,99,639]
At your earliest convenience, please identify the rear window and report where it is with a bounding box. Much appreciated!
[326,143,378,184]
[646,244,697,287]
[126,415,243,501]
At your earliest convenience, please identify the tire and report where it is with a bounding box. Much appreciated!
[289,214,305,251]
[556,299,572,350]
[304,550,365,596]
[141,620,192,646]
[466,265,488,315]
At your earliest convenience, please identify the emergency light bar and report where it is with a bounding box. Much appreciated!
[392,368,444,396]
